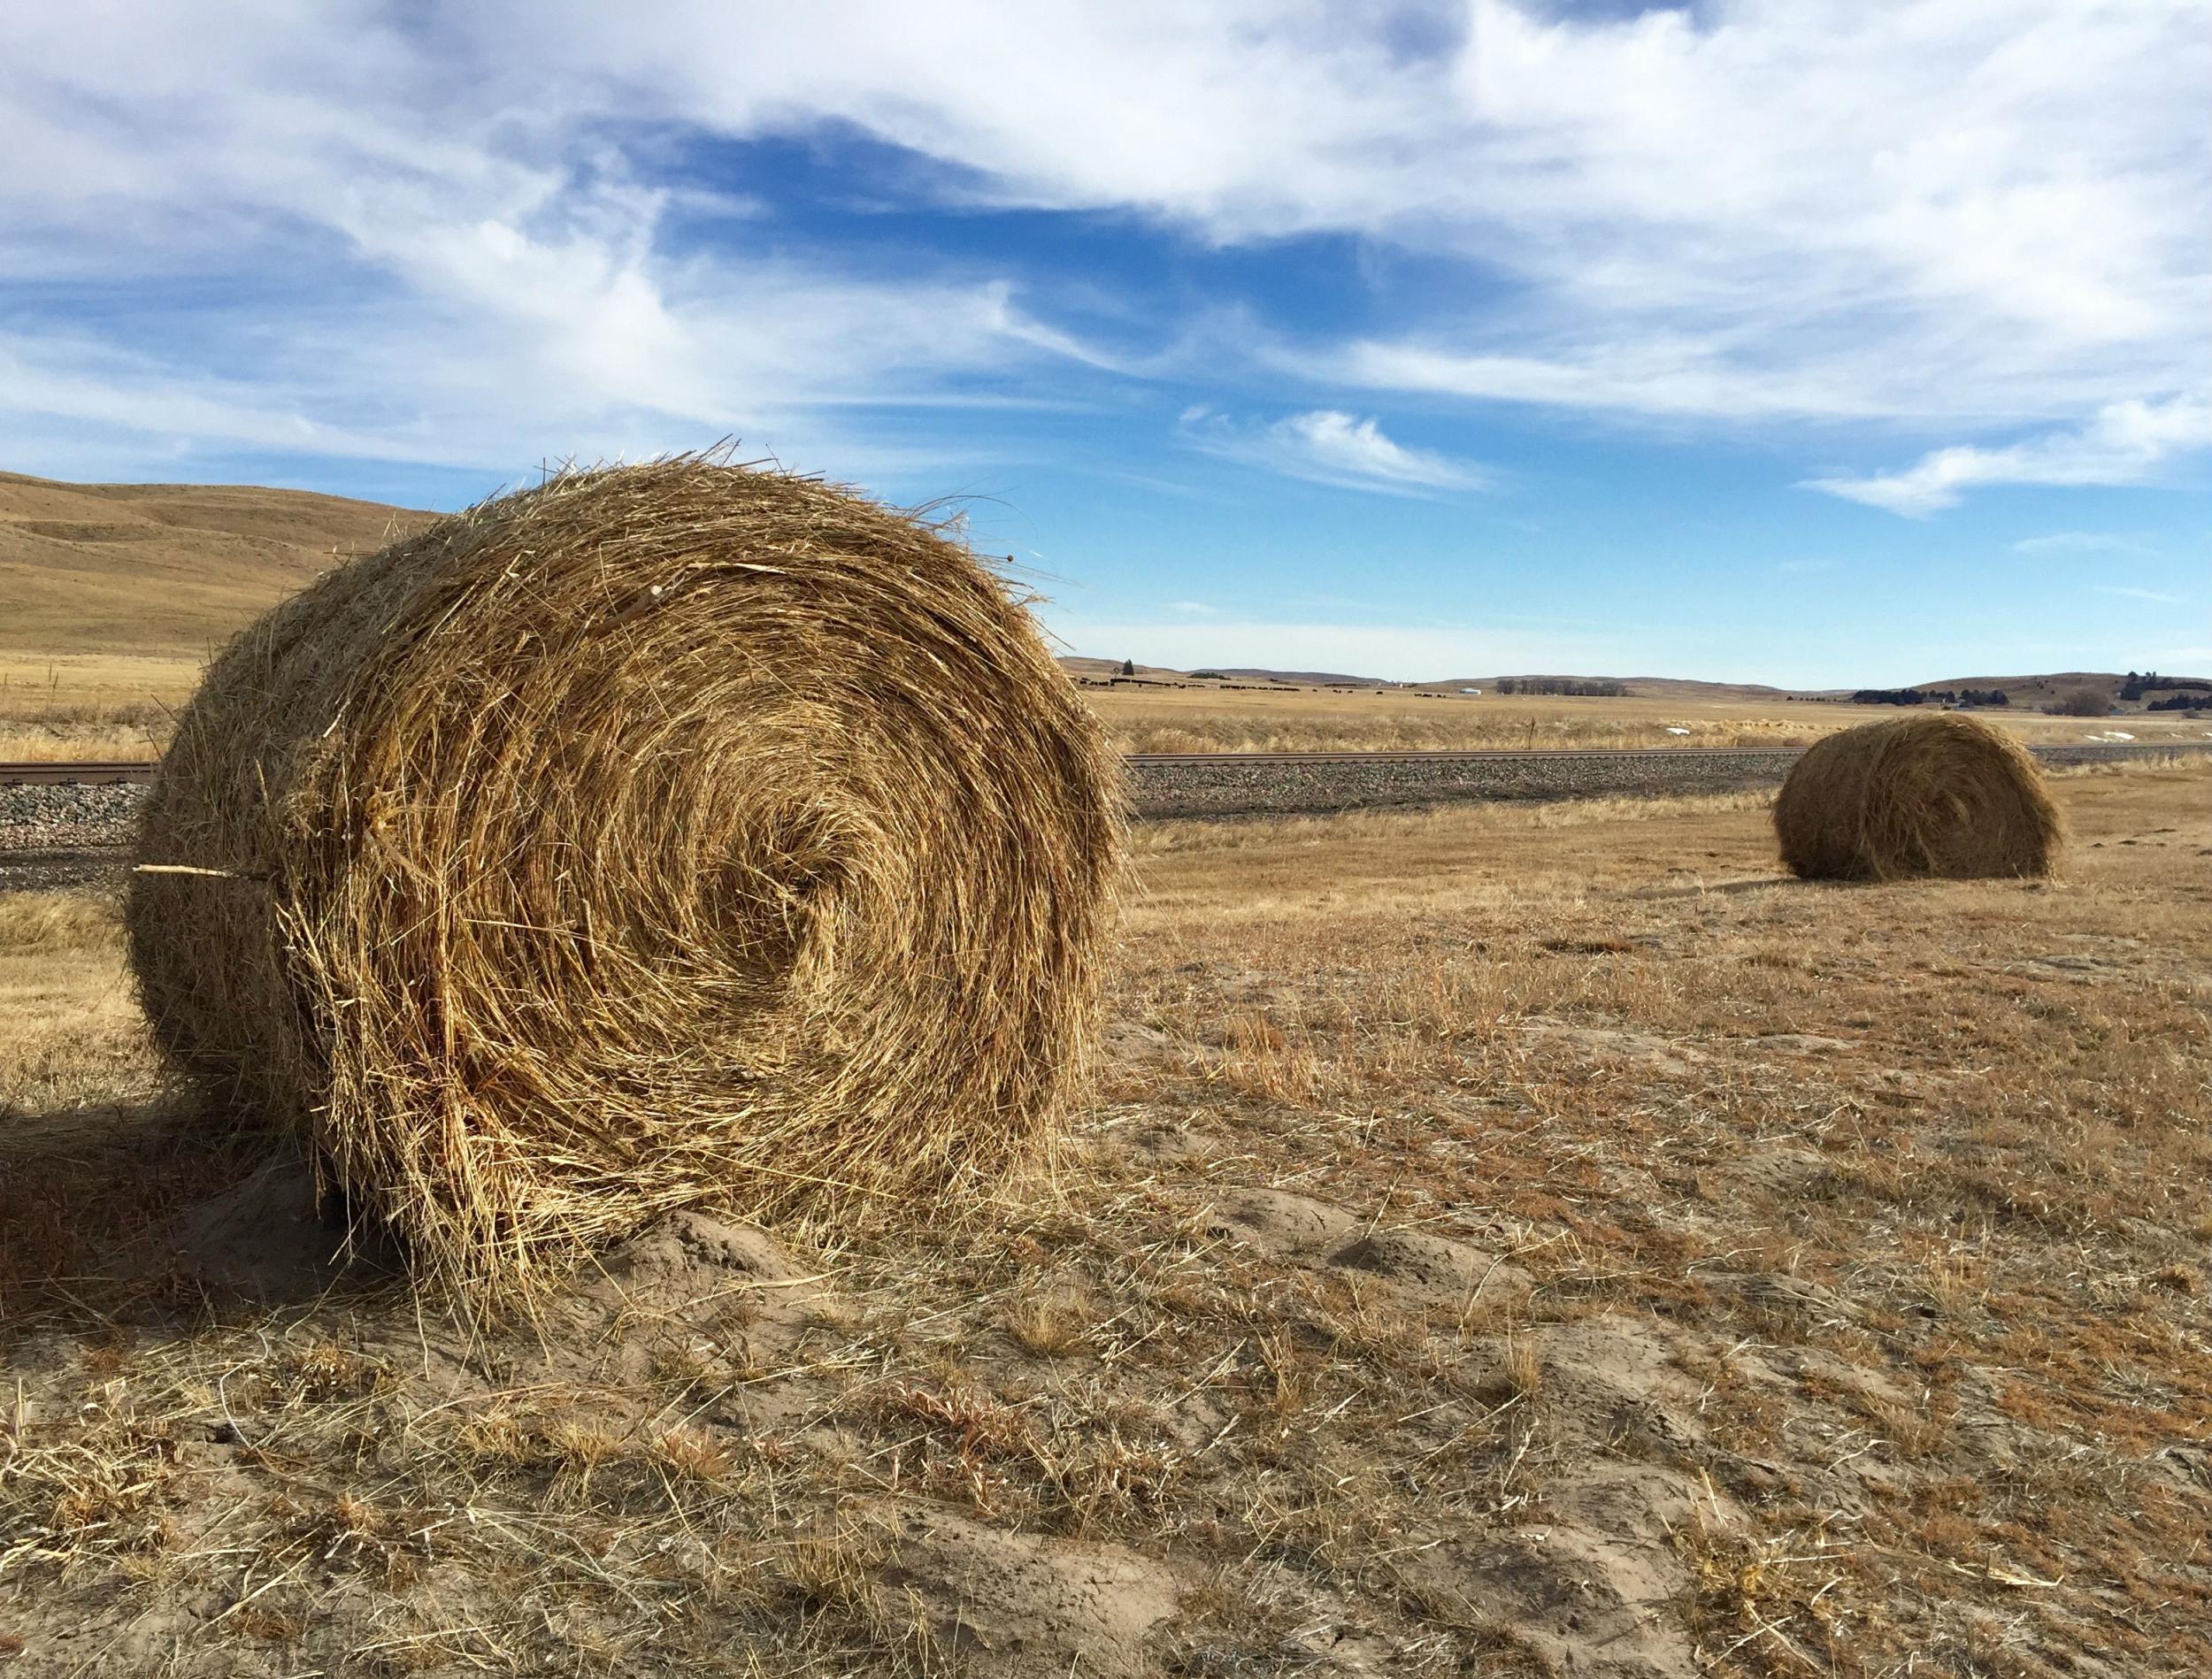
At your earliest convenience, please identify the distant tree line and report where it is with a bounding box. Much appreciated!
[1851,687,2008,708]
[2147,692,2206,711]
[2119,671,2210,701]
[1494,678,1628,696]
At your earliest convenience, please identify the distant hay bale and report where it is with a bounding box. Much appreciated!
[1773,712,2060,881]
[127,457,1122,1297]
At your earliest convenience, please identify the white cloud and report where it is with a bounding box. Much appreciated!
[1803,396,2212,516]
[1180,408,1486,494]
[0,1,2205,476]
[1256,2,2203,429]
[511,0,2207,387]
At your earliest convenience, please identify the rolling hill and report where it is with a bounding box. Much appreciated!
[0,471,430,657]
[4,472,2197,705]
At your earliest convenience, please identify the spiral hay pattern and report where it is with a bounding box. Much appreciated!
[1773,711,2060,881]
[127,459,1123,1297]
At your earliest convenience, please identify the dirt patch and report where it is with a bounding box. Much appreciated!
[878,1506,1179,1676]
[1401,1471,1710,1678]
[153,1153,389,1304]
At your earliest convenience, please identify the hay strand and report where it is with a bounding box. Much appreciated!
[127,457,1124,1298]
[1773,711,2060,881]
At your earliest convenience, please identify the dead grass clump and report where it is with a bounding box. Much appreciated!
[0,889,122,955]
[126,456,1123,1301]
[1773,711,2061,881]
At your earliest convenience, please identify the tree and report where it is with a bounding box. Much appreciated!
[2045,686,2110,717]
[1119,658,1136,677]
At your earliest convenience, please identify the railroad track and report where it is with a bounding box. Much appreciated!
[1125,746,1794,766]
[1134,743,2212,768]
[5,740,2209,786]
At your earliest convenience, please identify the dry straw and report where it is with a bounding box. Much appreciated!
[1773,710,2061,881]
[128,456,1124,1299]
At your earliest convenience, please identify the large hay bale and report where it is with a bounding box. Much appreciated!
[1773,711,2060,881]
[127,459,1122,1295]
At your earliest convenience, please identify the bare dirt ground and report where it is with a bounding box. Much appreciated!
[2,763,2208,1675]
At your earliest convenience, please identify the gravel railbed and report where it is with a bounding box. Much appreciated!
[0,784,144,892]
[1133,741,2212,819]
[4,745,2207,875]
[1128,748,1808,820]
[0,782,145,853]
[0,848,131,894]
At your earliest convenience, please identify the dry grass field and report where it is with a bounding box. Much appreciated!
[0,654,202,762]
[1084,682,2212,756]
[3,759,2206,1675]
[12,667,2210,767]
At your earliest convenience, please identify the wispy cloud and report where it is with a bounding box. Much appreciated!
[1180,408,1486,495]
[1311,337,1890,424]
[2095,586,2187,605]
[1802,396,2212,516]
[2012,532,2155,556]
[0,8,1111,482]
[1,0,2205,484]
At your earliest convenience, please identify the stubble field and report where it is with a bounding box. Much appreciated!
[1,759,2206,1675]
[0,655,199,763]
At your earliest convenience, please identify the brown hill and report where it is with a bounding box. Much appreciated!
[1056,658,1371,686]
[6,472,2197,708]
[1438,673,1825,702]
[1924,672,2181,706]
[1199,666,1386,686]
[0,471,430,657]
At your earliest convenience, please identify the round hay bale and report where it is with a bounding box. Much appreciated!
[1773,711,2060,881]
[127,458,1123,1296]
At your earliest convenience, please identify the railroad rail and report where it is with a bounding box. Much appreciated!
[5,740,2210,786]
[0,759,159,786]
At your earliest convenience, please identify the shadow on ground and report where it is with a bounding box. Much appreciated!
[0,1100,395,1335]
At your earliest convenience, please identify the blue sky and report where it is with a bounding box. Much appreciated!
[2,1,2206,686]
